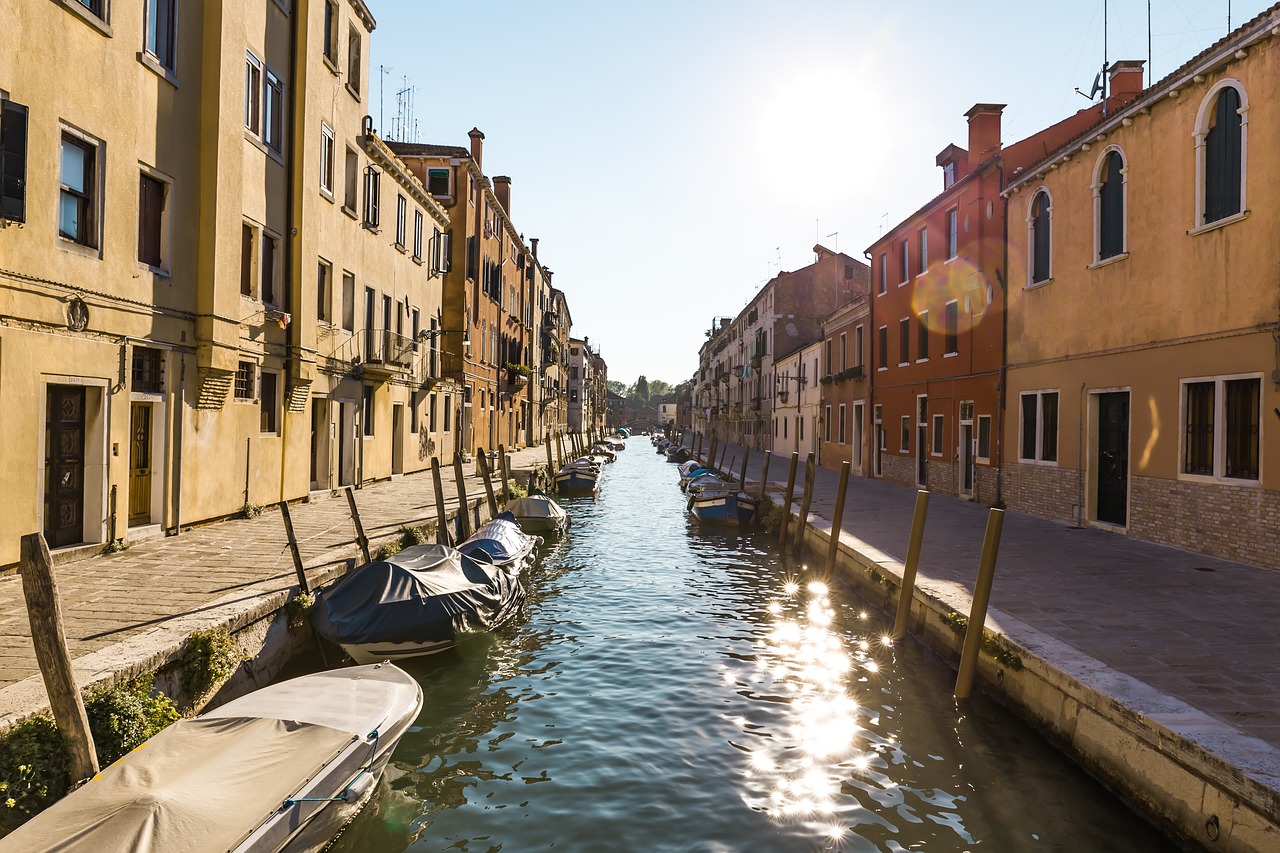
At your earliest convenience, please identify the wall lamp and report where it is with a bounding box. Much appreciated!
[418,328,470,346]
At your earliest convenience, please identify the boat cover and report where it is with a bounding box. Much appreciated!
[310,544,516,645]
[504,495,568,523]
[0,716,355,853]
[458,513,533,565]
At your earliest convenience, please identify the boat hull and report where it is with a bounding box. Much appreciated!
[555,471,599,492]
[690,491,758,526]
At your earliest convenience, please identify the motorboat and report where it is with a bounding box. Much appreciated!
[457,512,541,573]
[555,458,601,493]
[503,489,569,534]
[590,444,617,463]
[679,464,717,490]
[665,445,691,463]
[687,476,758,526]
[0,663,422,853]
[310,543,525,663]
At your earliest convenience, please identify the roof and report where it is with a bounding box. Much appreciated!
[386,142,471,159]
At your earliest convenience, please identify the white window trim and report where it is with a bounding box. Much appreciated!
[1026,186,1053,288]
[1091,144,1128,263]
[945,208,958,260]
[319,122,335,197]
[898,239,910,286]
[943,299,959,356]
[918,225,928,273]
[56,124,104,255]
[976,414,992,463]
[245,51,263,137]
[897,316,910,367]
[140,0,179,82]
[877,253,887,296]
[1019,389,1060,466]
[838,403,846,445]
[877,325,888,372]
[1192,78,1249,232]
[1177,372,1263,485]
[931,413,944,457]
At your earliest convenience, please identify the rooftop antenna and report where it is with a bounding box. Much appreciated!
[1072,0,1108,114]
[826,231,839,253]
[379,65,392,135]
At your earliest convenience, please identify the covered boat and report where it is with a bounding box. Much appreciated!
[555,458,601,493]
[687,478,758,526]
[310,543,524,663]
[0,663,421,853]
[503,492,570,534]
[458,512,540,572]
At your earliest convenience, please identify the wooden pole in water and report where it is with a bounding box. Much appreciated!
[824,461,851,577]
[498,443,510,501]
[791,452,816,557]
[738,447,751,489]
[544,436,557,493]
[555,432,565,469]
[431,457,453,546]
[344,486,371,564]
[891,490,930,640]
[717,442,728,472]
[758,451,773,501]
[778,451,799,545]
[697,432,704,459]
[453,450,472,540]
[954,508,1006,700]
[19,532,99,784]
[478,448,499,516]
[706,434,717,469]
[279,502,310,593]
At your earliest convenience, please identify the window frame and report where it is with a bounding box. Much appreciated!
[900,415,911,453]
[58,129,100,248]
[1019,389,1060,465]
[944,300,958,356]
[1193,79,1248,232]
[319,122,335,197]
[316,258,332,323]
[838,403,846,445]
[262,68,284,153]
[137,166,172,273]
[898,317,910,366]
[931,413,944,457]
[394,193,407,249]
[976,414,992,462]
[260,229,280,305]
[245,52,263,137]
[877,325,888,371]
[1093,146,1127,262]
[1179,373,1261,483]
[916,311,929,361]
[945,208,958,260]
[877,253,887,295]
[322,0,340,67]
[1028,188,1053,285]
[143,0,177,72]
[346,25,362,99]
[898,238,909,285]
[259,370,280,434]
[412,209,423,261]
[234,360,256,400]
[362,165,380,229]
[918,226,928,273]
[1,97,29,224]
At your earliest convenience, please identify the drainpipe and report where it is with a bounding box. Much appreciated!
[173,354,185,534]
[994,161,1008,507]
[280,0,303,505]
[864,249,875,475]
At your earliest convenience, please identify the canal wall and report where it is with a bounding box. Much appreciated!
[788,508,1280,853]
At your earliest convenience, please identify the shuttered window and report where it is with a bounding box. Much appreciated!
[1204,87,1242,224]
[138,173,166,267]
[1031,191,1051,283]
[1098,151,1124,259]
[0,99,28,223]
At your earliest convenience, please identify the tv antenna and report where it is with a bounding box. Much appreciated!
[1072,0,1110,115]
[391,77,416,142]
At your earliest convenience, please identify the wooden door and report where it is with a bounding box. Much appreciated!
[1097,393,1130,525]
[44,386,86,548]
[128,402,152,524]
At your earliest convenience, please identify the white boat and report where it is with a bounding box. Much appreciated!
[503,491,570,534]
[0,663,422,853]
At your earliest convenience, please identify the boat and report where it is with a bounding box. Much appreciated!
[503,489,570,534]
[0,663,422,853]
[555,458,601,493]
[457,511,541,573]
[309,543,525,663]
[665,445,691,463]
[687,477,758,526]
[590,444,617,462]
[679,464,717,490]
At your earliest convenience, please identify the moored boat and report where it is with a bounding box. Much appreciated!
[688,486,759,526]
[555,458,601,493]
[503,490,570,534]
[458,512,541,572]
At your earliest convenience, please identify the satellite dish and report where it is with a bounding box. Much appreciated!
[1088,68,1105,100]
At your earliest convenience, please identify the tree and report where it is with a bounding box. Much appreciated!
[607,380,626,396]
[647,379,672,405]
[635,375,649,401]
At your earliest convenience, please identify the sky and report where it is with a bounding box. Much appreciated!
[369,0,1267,388]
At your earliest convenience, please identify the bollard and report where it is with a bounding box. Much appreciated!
[431,457,453,546]
[757,452,772,501]
[344,486,371,564]
[791,452,816,557]
[739,447,751,489]
[478,448,499,516]
[777,452,799,545]
[824,461,851,577]
[954,508,1006,700]
[453,450,472,541]
[891,490,930,640]
[279,502,310,593]
[498,443,510,501]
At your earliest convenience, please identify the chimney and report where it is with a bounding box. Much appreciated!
[494,176,511,216]
[468,127,484,169]
[1108,60,1146,100]
[530,238,539,259]
[965,103,1006,166]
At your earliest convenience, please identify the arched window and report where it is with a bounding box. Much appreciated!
[1204,87,1242,223]
[1030,190,1051,284]
[1097,150,1125,260]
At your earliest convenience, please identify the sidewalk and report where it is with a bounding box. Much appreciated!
[0,443,553,726]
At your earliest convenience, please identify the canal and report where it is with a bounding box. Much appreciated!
[317,438,1178,852]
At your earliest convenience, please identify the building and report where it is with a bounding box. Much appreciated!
[1001,10,1280,567]
[864,78,1144,502]
[818,297,871,474]
[588,348,608,433]
[659,401,677,426]
[567,337,592,432]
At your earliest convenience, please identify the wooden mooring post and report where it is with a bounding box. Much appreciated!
[757,451,772,501]
[344,487,372,564]
[545,436,557,492]
[891,490,930,640]
[478,448,499,516]
[955,508,1006,700]
[498,443,510,501]
[738,448,751,490]
[20,532,99,783]
[791,452,816,557]
[279,502,310,593]
[824,461,851,577]
[453,451,472,541]
[431,457,453,546]
[777,452,799,545]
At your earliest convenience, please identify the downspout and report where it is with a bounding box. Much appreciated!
[173,354,185,534]
[280,0,303,505]
[994,165,1008,507]
[1078,381,1086,527]
[864,249,875,477]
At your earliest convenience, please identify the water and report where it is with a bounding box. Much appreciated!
[317,440,1178,852]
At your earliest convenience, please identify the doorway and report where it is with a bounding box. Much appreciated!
[1096,392,1130,526]
[959,401,974,499]
[311,398,331,490]
[44,385,86,548]
[128,402,153,525]
[338,401,357,487]
[915,395,928,487]
[392,404,405,475]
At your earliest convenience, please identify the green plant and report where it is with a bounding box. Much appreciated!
[755,494,783,534]
[85,677,180,767]
[286,591,316,631]
[0,716,68,829]
[504,481,527,501]
[101,539,128,554]
[398,525,427,548]
[240,501,264,519]
[376,540,403,560]
[505,363,532,377]
[179,627,244,703]
[941,611,1023,671]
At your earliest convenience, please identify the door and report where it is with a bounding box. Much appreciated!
[916,397,928,487]
[391,404,404,474]
[44,385,86,548]
[1097,392,1130,525]
[338,401,357,487]
[959,423,974,498]
[310,399,330,490]
[128,402,153,525]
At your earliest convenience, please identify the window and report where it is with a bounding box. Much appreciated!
[1097,150,1125,260]
[73,0,105,17]
[854,325,863,368]
[59,133,96,246]
[412,210,423,260]
[245,53,262,136]
[261,232,278,304]
[429,394,438,431]
[898,318,909,365]
[917,312,929,360]
[137,172,168,269]
[132,347,163,393]
[946,208,958,259]
[838,404,846,444]
[918,227,928,273]
[824,405,832,442]
[341,271,355,331]
[432,228,451,273]
[362,385,375,435]
[346,26,362,96]
[839,332,847,371]
[1020,390,1059,463]
[878,326,888,370]
[878,253,887,295]
[322,0,339,65]
[900,416,911,452]
[394,194,406,247]
[824,339,832,374]
[852,403,864,468]
[240,223,256,296]
[976,415,992,461]
[320,123,334,195]
[362,166,380,228]
[317,259,331,322]
[944,301,958,355]
[1200,84,1244,226]
[931,414,944,456]
[234,361,255,399]
[144,0,176,70]
[899,239,909,283]
[1,98,29,223]
[427,167,450,197]
[263,69,283,152]
[343,147,358,211]
[1183,376,1260,480]
[260,371,278,433]
[1030,190,1052,283]
[943,161,955,188]
[443,394,451,431]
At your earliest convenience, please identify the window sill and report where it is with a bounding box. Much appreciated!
[412,256,424,266]
[1025,278,1053,291]
[1188,209,1250,237]
[346,82,361,102]
[915,357,929,364]
[244,132,286,167]
[944,255,958,265]
[897,362,910,368]
[877,366,888,372]
[139,262,171,278]
[898,280,909,287]
[320,188,335,203]
[943,351,959,358]
[1018,458,1059,468]
[341,204,358,220]
[363,223,381,234]
[1177,472,1261,487]
[322,54,341,76]
[137,52,179,87]
[394,242,406,253]
[57,236,102,259]
[1087,252,1128,271]
[61,0,112,35]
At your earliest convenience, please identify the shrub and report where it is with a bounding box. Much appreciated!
[376,540,403,560]
[397,525,426,548]
[755,494,784,534]
[0,716,68,830]
[286,591,316,631]
[179,627,244,704]
[85,677,180,767]
[504,481,527,501]
[240,501,264,519]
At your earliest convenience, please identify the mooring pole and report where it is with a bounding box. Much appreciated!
[757,451,772,501]
[478,448,499,516]
[738,447,751,490]
[717,442,728,472]
[344,487,371,564]
[791,452,816,557]
[279,502,310,593]
[955,508,1006,700]
[431,457,453,546]
[891,490,930,640]
[453,450,472,541]
[824,461,851,576]
[498,443,510,501]
[20,532,99,784]
[778,451,799,545]
[706,434,717,469]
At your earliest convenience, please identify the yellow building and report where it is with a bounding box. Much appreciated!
[0,0,453,566]
[1002,10,1280,568]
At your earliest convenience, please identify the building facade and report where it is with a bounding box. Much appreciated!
[818,298,870,474]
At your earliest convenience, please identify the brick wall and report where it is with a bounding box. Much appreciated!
[1002,462,1079,523]
[879,454,915,487]
[1130,476,1280,570]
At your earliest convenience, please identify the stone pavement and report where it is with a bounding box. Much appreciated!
[689,438,1280,751]
[0,443,555,723]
